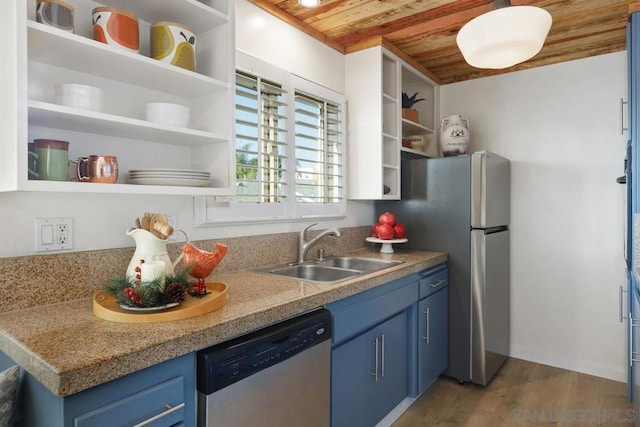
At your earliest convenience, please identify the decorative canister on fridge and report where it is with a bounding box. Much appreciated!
[92,7,139,53]
[150,22,196,72]
[440,114,470,156]
[36,0,74,33]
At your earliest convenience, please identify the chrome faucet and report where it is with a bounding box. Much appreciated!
[298,223,342,263]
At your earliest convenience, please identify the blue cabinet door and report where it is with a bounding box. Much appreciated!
[418,287,448,394]
[331,309,409,427]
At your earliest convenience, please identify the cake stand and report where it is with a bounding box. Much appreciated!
[366,237,408,254]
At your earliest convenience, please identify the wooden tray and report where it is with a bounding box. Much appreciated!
[92,282,228,323]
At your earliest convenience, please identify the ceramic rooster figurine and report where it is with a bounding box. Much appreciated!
[181,242,228,295]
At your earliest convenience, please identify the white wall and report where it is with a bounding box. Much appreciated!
[441,51,628,381]
[235,0,345,92]
[0,0,370,258]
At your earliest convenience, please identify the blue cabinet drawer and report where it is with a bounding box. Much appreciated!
[418,265,448,299]
[328,275,418,345]
[65,353,195,427]
[74,376,185,427]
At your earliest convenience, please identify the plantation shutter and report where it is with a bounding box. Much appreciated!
[294,92,343,204]
[234,71,288,203]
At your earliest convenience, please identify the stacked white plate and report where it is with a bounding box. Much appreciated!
[128,168,211,187]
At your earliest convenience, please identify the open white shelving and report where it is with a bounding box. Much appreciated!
[1,0,235,195]
[346,46,439,200]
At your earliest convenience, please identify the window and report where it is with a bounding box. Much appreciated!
[228,71,287,204]
[294,93,343,204]
[197,53,346,225]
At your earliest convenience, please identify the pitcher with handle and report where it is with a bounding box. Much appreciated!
[125,227,186,281]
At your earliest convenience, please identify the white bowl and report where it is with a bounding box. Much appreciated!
[145,103,190,128]
[55,84,104,112]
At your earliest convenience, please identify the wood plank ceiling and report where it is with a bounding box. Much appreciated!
[248,0,634,84]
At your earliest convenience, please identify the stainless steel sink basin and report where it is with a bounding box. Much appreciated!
[270,264,362,282]
[316,256,402,272]
[252,256,404,284]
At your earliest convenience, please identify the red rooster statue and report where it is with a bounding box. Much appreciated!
[181,242,228,295]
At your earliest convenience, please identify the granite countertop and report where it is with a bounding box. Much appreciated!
[0,248,446,397]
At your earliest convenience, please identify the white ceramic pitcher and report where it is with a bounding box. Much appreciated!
[440,114,470,157]
[125,227,184,280]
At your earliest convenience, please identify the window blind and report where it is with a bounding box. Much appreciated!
[233,71,288,203]
[294,92,343,204]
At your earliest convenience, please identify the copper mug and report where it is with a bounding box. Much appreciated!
[71,155,118,183]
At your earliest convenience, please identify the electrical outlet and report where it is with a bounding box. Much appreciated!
[57,223,68,245]
[35,218,72,252]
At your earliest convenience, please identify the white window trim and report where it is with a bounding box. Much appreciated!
[194,52,347,226]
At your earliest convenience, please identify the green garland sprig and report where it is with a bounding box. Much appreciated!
[106,267,192,308]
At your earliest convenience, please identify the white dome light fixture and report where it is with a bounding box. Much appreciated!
[298,0,320,7]
[456,0,552,69]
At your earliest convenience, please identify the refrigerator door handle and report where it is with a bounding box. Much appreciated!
[471,152,485,227]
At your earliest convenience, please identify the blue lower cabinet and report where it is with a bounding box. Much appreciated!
[418,287,448,394]
[331,309,409,427]
[10,352,195,427]
[327,263,449,426]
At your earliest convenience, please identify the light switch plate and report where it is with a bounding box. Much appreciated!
[35,218,72,252]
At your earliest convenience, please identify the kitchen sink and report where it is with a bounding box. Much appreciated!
[252,256,404,284]
[316,256,402,272]
[270,264,362,282]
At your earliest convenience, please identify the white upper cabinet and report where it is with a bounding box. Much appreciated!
[346,46,439,200]
[0,0,235,195]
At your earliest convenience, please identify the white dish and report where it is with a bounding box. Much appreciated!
[55,84,104,112]
[119,302,180,312]
[145,102,190,128]
[129,168,209,174]
[366,237,408,254]
[128,176,211,187]
[129,172,210,178]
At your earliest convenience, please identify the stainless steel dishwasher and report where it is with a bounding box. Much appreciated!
[196,308,332,426]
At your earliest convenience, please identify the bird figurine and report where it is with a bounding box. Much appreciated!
[181,242,228,295]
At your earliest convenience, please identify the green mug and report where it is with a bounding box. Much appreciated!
[28,142,38,180]
[33,139,69,181]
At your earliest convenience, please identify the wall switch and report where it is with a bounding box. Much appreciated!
[35,218,72,252]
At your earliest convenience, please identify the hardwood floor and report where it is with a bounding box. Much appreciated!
[393,358,634,427]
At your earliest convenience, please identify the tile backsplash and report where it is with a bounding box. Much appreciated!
[0,226,370,312]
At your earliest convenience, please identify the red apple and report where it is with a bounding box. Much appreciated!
[378,211,396,226]
[371,223,380,238]
[393,223,406,239]
[377,223,394,240]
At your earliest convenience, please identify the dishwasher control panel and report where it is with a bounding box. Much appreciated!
[197,308,332,395]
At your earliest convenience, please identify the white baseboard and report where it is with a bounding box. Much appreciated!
[509,344,626,383]
[375,397,417,427]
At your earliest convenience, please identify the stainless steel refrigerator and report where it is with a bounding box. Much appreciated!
[376,151,510,385]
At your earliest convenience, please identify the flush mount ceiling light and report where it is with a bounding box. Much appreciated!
[298,0,320,7]
[456,0,552,69]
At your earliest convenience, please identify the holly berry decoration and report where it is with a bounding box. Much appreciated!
[123,287,142,306]
[105,267,191,308]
